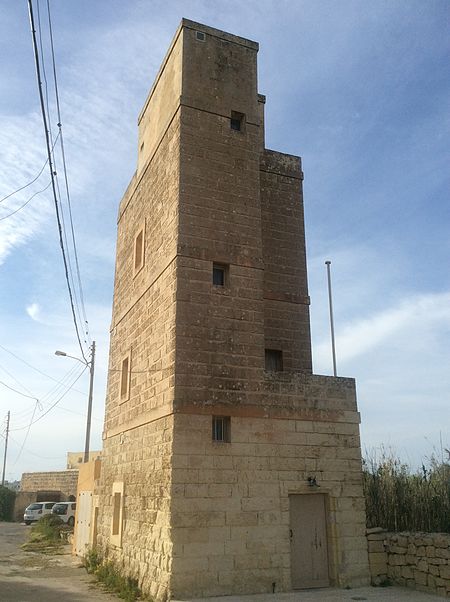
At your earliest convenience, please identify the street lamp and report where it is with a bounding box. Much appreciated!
[55,341,96,463]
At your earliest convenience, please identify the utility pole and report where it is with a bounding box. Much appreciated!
[325,260,338,377]
[1,411,10,487]
[83,341,95,463]
[55,341,96,464]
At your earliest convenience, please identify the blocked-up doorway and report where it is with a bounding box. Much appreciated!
[289,493,330,589]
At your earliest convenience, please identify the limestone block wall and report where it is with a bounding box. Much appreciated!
[20,470,79,497]
[96,416,174,602]
[260,149,312,373]
[367,529,450,598]
[169,410,369,599]
[103,113,181,439]
[13,491,38,522]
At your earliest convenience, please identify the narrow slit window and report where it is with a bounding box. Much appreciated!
[111,481,124,547]
[212,416,231,442]
[120,355,130,400]
[134,227,145,274]
[112,492,121,535]
[213,263,227,286]
[230,111,245,132]
[265,349,283,372]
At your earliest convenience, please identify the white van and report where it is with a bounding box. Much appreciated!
[23,501,56,525]
[51,501,76,527]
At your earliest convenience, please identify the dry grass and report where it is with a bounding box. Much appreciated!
[363,447,450,533]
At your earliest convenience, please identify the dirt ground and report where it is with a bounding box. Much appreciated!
[0,521,117,601]
[0,521,441,602]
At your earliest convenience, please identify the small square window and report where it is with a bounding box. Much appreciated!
[230,111,245,132]
[213,263,227,286]
[133,226,145,274]
[120,354,131,401]
[265,349,283,372]
[196,31,205,42]
[212,416,231,442]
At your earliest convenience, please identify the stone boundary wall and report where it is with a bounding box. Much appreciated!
[20,470,79,498]
[367,528,450,598]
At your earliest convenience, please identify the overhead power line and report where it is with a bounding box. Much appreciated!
[0,363,35,397]
[0,381,39,402]
[11,365,87,432]
[45,0,91,345]
[27,0,88,363]
[0,431,62,461]
[0,155,49,204]
[0,181,51,221]
[11,402,39,466]
[0,342,86,396]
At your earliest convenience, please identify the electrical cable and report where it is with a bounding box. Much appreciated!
[0,156,49,204]
[46,0,91,345]
[36,0,54,157]
[0,129,59,220]
[2,431,62,460]
[0,181,51,221]
[4,362,81,429]
[35,0,87,349]
[0,381,39,402]
[10,365,86,432]
[0,342,86,396]
[7,363,83,431]
[11,400,39,466]
[27,0,88,364]
[0,363,35,397]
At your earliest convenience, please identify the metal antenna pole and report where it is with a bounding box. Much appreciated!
[325,261,337,376]
[83,341,95,463]
[1,411,10,486]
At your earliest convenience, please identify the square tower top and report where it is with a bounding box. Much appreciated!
[137,19,260,175]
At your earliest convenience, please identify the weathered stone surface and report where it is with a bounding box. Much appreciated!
[93,18,370,602]
[368,531,450,598]
[21,470,79,497]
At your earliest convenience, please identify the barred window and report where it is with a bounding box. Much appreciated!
[212,416,231,442]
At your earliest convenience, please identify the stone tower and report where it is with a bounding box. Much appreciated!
[96,19,369,601]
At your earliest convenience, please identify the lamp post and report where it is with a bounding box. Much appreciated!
[55,341,95,463]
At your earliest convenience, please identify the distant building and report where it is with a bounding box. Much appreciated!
[3,480,20,492]
[95,19,369,601]
[67,450,101,469]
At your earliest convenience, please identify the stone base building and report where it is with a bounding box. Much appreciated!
[95,19,369,601]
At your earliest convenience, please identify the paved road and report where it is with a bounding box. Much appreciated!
[174,586,441,602]
[0,521,117,602]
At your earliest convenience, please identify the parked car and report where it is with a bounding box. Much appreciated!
[51,501,76,527]
[23,501,56,525]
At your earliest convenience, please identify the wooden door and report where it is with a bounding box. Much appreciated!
[289,493,329,588]
[74,490,93,557]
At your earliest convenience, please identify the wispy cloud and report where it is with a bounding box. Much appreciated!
[315,291,450,368]
[26,302,41,321]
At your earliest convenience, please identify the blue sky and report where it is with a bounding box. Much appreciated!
[0,1,449,480]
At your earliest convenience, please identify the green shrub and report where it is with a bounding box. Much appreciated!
[83,547,148,601]
[363,448,450,533]
[0,486,16,521]
[83,545,102,573]
[22,513,65,551]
